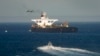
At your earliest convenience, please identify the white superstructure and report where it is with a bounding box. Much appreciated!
[31,12,58,28]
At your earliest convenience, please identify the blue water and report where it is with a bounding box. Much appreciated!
[0,22,100,56]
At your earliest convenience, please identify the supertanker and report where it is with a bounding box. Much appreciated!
[31,12,78,33]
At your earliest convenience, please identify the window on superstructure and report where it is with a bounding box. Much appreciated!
[39,21,41,23]
[48,21,50,23]
[51,21,53,23]
[36,21,41,23]
[48,21,54,23]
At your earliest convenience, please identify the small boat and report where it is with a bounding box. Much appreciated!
[37,41,55,50]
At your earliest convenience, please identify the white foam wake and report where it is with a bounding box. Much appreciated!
[37,45,100,56]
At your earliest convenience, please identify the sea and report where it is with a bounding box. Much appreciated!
[0,22,100,56]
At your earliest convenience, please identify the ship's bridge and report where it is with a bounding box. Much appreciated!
[32,12,58,28]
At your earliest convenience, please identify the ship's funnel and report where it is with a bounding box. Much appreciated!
[41,12,47,17]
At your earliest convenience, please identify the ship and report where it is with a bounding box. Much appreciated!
[31,12,78,33]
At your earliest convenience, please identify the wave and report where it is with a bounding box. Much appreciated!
[37,45,100,56]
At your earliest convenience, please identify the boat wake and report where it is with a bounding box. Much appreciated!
[15,42,100,56]
[37,42,100,56]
